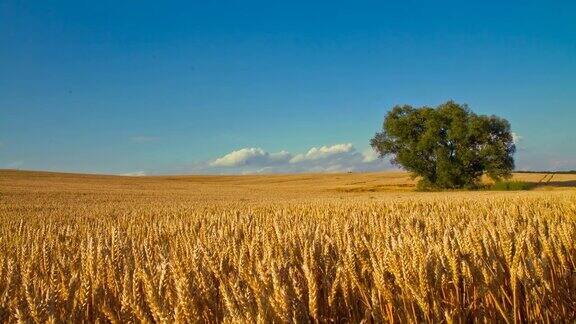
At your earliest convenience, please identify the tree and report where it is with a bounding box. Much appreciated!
[370,101,515,189]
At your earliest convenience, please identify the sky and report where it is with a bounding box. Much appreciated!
[1,0,575,175]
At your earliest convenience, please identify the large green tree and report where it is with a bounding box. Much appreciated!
[371,101,515,189]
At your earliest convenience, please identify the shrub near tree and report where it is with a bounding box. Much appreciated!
[371,101,515,189]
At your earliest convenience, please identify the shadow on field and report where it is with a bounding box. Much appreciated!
[536,180,576,188]
[336,180,576,193]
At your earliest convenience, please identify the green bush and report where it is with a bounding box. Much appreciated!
[491,181,535,191]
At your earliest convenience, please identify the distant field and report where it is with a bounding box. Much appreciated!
[2,169,575,200]
[0,170,575,322]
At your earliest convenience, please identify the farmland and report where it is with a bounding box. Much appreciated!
[0,170,575,322]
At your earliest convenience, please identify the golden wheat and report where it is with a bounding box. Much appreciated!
[0,170,575,322]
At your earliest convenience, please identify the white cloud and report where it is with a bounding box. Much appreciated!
[120,171,147,176]
[210,148,292,167]
[290,143,353,163]
[361,148,379,163]
[206,143,393,174]
[512,132,523,144]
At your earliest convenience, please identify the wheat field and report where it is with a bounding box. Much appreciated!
[0,170,575,322]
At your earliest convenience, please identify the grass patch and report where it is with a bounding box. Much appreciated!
[490,181,535,191]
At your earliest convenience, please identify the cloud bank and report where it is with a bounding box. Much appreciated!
[120,171,147,176]
[203,143,392,174]
[512,132,523,145]
[210,148,291,167]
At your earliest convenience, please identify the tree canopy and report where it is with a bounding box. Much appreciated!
[371,101,515,189]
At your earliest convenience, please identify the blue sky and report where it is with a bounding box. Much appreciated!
[1,0,575,174]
